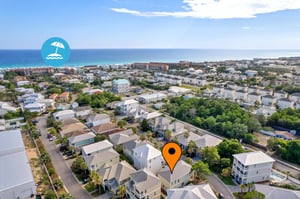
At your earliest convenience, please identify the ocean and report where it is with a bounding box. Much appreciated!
[0,49,300,68]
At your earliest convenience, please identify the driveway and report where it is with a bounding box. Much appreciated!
[206,174,235,199]
[37,115,108,199]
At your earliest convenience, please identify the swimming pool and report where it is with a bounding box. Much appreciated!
[270,170,286,182]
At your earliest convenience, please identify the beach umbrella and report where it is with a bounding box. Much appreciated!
[51,41,65,54]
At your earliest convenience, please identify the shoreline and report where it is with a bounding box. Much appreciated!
[1,49,300,69]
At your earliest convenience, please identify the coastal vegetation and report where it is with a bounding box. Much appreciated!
[267,138,300,165]
[131,80,170,91]
[267,108,300,132]
[76,92,121,108]
[164,97,260,143]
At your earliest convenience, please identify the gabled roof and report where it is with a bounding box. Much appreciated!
[99,161,136,184]
[255,184,300,199]
[91,123,119,134]
[82,140,113,155]
[61,118,81,126]
[158,160,191,182]
[167,184,217,199]
[133,143,161,160]
[68,132,95,145]
[24,102,45,109]
[54,109,75,117]
[88,113,110,122]
[60,122,87,136]
[84,148,119,167]
[278,98,293,102]
[129,168,160,192]
[233,151,274,166]
[123,140,147,154]
[109,129,138,146]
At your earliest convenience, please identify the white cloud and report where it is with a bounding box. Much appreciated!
[111,0,300,19]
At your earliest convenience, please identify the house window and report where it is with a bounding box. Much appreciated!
[154,192,156,196]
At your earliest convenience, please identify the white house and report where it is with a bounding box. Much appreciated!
[245,70,258,77]
[82,140,119,171]
[116,99,139,116]
[16,80,30,87]
[261,89,273,96]
[137,93,167,104]
[86,113,110,127]
[75,106,92,118]
[235,90,247,102]
[274,91,288,99]
[133,143,163,174]
[126,168,161,199]
[0,102,18,116]
[24,102,46,113]
[232,151,274,184]
[289,93,300,102]
[168,86,191,96]
[262,95,277,106]
[112,79,130,94]
[212,86,224,98]
[0,129,36,199]
[167,184,217,199]
[247,92,261,105]
[35,99,55,108]
[277,98,295,110]
[53,110,75,121]
[296,103,300,109]
[223,88,235,100]
[248,86,258,93]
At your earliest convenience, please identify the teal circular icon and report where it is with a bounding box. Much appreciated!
[41,37,70,66]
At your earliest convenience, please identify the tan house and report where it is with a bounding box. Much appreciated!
[49,93,59,101]
[58,92,70,102]
[157,160,193,190]
[91,123,119,135]
[99,161,136,194]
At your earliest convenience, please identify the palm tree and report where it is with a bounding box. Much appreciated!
[140,134,146,142]
[187,140,197,156]
[247,182,254,192]
[117,185,126,199]
[184,131,190,146]
[165,129,172,140]
[146,131,152,140]
[240,184,247,193]
[90,170,102,193]
[172,136,179,144]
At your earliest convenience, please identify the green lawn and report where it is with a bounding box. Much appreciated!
[218,175,236,185]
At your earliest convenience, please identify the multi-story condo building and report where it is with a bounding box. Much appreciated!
[112,79,130,94]
[232,151,274,184]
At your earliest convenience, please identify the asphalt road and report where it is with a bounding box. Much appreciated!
[206,174,235,199]
[37,115,94,199]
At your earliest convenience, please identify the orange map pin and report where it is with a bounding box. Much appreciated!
[162,142,182,174]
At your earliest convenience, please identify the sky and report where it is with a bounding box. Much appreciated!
[1,0,300,49]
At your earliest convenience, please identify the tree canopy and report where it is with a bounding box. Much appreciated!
[76,92,121,108]
[164,97,257,141]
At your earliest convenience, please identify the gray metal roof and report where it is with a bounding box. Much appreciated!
[0,129,24,156]
[0,129,35,192]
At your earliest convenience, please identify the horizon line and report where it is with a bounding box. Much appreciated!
[1,48,300,51]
